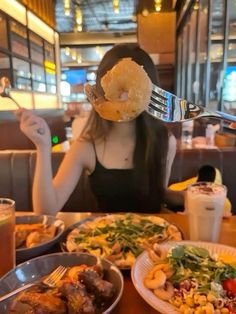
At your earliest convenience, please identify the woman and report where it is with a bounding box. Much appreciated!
[18,44,183,215]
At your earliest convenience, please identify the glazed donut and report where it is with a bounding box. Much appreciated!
[85,58,152,122]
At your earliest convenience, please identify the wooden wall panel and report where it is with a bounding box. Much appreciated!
[19,0,55,28]
[137,12,176,58]
[137,11,176,92]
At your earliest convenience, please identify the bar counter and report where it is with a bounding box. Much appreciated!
[16,212,236,314]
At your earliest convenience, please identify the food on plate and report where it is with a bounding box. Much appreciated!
[65,214,182,268]
[85,58,152,121]
[15,223,57,249]
[9,289,66,314]
[218,253,236,267]
[26,225,57,248]
[9,263,114,314]
[144,244,236,313]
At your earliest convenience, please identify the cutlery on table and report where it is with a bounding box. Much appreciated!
[0,77,45,135]
[0,265,67,302]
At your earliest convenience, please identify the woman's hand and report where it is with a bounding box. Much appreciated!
[16,109,51,149]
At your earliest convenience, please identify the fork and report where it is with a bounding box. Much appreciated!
[85,83,236,123]
[0,265,67,302]
[0,77,45,135]
[148,84,236,123]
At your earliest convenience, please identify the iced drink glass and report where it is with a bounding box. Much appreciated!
[0,198,15,277]
[186,182,227,242]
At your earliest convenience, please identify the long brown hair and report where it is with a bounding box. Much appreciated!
[82,44,169,209]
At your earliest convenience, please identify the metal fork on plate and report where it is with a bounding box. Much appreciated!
[148,84,236,123]
[0,265,67,302]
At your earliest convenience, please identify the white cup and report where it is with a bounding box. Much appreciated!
[181,120,194,148]
[185,182,227,242]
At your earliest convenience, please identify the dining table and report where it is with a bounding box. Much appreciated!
[16,211,236,314]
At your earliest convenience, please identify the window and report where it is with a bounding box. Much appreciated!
[44,42,56,93]
[12,57,31,90]
[0,14,8,49]
[29,31,44,64]
[0,15,57,94]
[10,21,29,58]
[32,64,46,92]
[0,52,11,79]
[45,42,54,62]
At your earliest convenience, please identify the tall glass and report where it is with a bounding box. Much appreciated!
[185,182,227,242]
[0,198,15,277]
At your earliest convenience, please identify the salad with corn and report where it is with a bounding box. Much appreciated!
[144,244,236,314]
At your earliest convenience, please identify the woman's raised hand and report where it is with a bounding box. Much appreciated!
[15,108,51,149]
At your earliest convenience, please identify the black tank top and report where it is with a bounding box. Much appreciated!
[89,159,161,213]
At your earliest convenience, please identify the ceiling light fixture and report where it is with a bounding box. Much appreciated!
[193,0,199,10]
[77,25,82,32]
[77,54,82,64]
[75,6,83,32]
[113,0,119,14]
[65,47,70,56]
[71,50,77,60]
[95,46,104,59]
[76,7,82,25]
[142,9,149,17]
[63,0,71,16]
[154,0,162,12]
[95,46,101,54]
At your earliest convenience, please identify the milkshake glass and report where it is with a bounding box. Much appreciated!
[185,182,227,242]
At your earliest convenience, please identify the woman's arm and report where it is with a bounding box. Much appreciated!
[33,140,91,215]
[48,140,94,214]
[19,110,56,214]
[165,134,176,186]
[164,134,184,210]
[19,110,93,215]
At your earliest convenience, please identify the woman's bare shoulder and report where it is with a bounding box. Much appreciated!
[168,133,177,149]
[167,133,177,160]
[65,138,96,171]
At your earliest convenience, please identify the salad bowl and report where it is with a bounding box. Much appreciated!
[131,240,236,314]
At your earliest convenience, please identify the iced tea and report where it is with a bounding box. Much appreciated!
[0,199,15,277]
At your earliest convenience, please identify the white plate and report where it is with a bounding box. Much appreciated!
[131,240,236,314]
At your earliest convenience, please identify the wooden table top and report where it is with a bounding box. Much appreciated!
[16,212,236,314]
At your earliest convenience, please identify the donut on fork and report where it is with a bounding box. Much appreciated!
[85,58,152,122]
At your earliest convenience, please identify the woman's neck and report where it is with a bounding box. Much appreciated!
[109,120,136,139]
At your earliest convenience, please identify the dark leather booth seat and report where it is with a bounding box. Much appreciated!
[166,118,221,139]
[169,148,236,213]
[0,151,97,212]
[0,148,236,213]
[0,110,66,150]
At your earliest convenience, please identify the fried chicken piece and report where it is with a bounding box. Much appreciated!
[15,224,44,232]
[9,288,66,314]
[15,230,29,248]
[59,281,95,314]
[26,225,57,248]
[79,269,114,302]
[15,224,44,248]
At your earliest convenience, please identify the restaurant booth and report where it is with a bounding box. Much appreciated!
[1,1,236,314]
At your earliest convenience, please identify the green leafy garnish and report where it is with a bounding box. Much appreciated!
[168,245,236,296]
